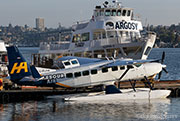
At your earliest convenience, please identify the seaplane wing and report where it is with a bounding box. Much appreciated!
[98,59,159,69]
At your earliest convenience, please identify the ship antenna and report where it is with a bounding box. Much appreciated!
[58,22,61,42]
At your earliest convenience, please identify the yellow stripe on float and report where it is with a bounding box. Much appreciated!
[56,82,71,88]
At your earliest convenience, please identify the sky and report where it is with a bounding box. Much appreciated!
[0,0,180,28]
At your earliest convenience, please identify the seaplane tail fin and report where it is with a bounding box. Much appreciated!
[30,65,42,78]
[7,46,33,82]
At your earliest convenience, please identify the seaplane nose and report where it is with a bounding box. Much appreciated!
[144,63,163,75]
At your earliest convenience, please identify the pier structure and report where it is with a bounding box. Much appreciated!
[1,80,180,103]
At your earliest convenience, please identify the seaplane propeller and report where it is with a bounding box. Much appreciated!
[158,52,168,80]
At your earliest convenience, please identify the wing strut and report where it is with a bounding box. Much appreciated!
[118,65,132,81]
[129,80,136,92]
[144,76,154,90]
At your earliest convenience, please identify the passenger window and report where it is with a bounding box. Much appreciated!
[91,69,98,75]
[74,72,81,77]
[82,70,89,76]
[127,10,131,16]
[117,10,121,16]
[66,73,73,78]
[112,66,118,71]
[105,10,111,16]
[120,66,125,70]
[71,60,78,65]
[127,65,134,69]
[64,62,71,66]
[122,10,126,16]
[102,68,108,73]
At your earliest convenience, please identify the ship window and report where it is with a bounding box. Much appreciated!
[127,10,131,16]
[102,68,108,73]
[120,66,125,70]
[112,66,118,71]
[74,72,81,77]
[77,34,81,41]
[105,10,111,16]
[144,47,151,55]
[117,10,121,16]
[66,73,73,78]
[82,70,90,76]
[81,33,90,41]
[107,31,116,38]
[72,35,78,43]
[119,31,123,37]
[122,10,126,16]
[100,10,104,16]
[112,10,116,16]
[93,32,101,40]
[126,31,129,37]
[91,69,98,75]
[102,32,106,39]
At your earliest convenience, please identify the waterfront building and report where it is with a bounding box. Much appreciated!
[36,18,45,31]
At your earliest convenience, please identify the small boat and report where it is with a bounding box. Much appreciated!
[64,88,171,102]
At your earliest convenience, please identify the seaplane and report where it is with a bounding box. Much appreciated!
[6,46,170,101]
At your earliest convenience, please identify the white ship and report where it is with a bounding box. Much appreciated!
[35,0,156,67]
[0,40,8,77]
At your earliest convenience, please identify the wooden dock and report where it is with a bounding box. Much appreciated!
[0,80,180,103]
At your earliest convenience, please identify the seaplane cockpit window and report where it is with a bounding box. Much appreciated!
[127,10,131,17]
[122,10,126,16]
[102,68,108,73]
[66,73,73,78]
[74,72,81,77]
[71,60,78,65]
[64,61,71,66]
[112,10,116,16]
[120,66,125,70]
[91,69,98,75]
[105,10,111,16]
[112,66,118,71]
[117,10,121,16]
[83,70,90,76]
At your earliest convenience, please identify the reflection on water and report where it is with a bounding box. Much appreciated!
[0,98,179,121]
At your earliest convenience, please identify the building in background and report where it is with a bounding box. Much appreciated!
[36,18,45,31]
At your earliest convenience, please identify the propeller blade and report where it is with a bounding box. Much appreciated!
[161,51,165,64]
[163,68,168,74]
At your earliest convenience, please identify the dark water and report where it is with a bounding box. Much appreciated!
[1,48,180,121]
